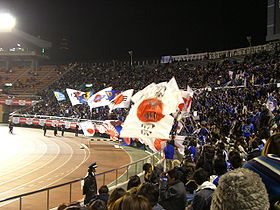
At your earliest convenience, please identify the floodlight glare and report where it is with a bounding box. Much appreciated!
[0,13,16,32]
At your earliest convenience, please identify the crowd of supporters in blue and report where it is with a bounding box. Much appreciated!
[19,44,280,210]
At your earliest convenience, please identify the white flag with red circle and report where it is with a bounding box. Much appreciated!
[120,77,181,139]
[79,121,95,136]
[109,89,134,111]
[178,86,193,115]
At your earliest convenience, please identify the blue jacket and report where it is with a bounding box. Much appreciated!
[243,155,280,204]
[164,144,174,159]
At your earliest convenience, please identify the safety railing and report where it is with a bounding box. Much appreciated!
[0,152,161,210]
[9,113,103,123]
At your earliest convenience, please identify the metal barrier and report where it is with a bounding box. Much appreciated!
[0,152,161,210]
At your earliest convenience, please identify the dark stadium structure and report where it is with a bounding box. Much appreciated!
[0,28,55,122]
[267,0,280,40]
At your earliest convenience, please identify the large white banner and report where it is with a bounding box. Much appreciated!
[87,87,112,109]
[66,88,85,106]
[121,77,181,140]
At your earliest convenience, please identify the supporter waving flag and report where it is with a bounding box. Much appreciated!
[66,88,86,106]
[120,77,181,140]
[87,87,112,109]
[108,89,134,111]
[53,91,66,101]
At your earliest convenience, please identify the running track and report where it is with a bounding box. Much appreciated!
[0,125,130,210]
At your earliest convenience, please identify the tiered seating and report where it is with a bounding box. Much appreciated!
[4,65,72,95]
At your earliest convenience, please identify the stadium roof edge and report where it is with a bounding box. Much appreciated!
[11,28,52,48]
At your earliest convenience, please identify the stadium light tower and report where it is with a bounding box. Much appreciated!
[246,36,252,47]
[0,13,16,32]
[128,50,133,66]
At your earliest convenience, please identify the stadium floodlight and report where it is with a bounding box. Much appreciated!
[0,13,16,32]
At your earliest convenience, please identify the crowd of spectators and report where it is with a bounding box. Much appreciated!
[20,45,280,124]
[56,131,279,210]
[16,44,280,209]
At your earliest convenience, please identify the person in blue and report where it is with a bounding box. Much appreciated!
[164,137,175,171]
[242,119,254,141]
[187,139,197,162]
[197,122,210,146]
[243,133,280,209]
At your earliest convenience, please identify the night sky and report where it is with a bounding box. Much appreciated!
[0,0,267,61]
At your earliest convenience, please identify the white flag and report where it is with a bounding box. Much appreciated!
[131,83,157,103]
[66,88,85,106]
[121,111,174,139]
[79,121,95,136]
[141,137,158,153]
[109,89,134,111]
[96,120,119,141]
[121,77,181,139]
[161,77,181,115]
[178,86,194,115]
[141,137,168,153]
[87,87,112,109]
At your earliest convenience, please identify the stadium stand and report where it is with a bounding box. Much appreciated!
[3,42,280,209]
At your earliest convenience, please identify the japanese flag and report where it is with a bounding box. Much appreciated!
[140,137,167,153]
[79,121,95,136]
[121,77,181,139]
[178,86,194,115]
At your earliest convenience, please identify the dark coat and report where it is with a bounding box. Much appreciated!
[247,148,261,161]
[83,173,97,205]
[144,165,163,184]
[191,181,216,210]
[98,193,109,205]
[54,126,58,136]
[159,179,186,210]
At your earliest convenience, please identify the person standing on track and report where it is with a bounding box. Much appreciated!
[43,123,47,136]
[9,121,14,134]
[75,124,79,137]
[61,124,65,136]
[54,124,58,136]
[83,162,98,205]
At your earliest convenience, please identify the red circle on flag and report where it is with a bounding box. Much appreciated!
[94,94,102,102]
[178,97,187,111]
[87,128,94,134]
[154,138,166,151]
[137,98,164,122]
[114,94,124,105]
